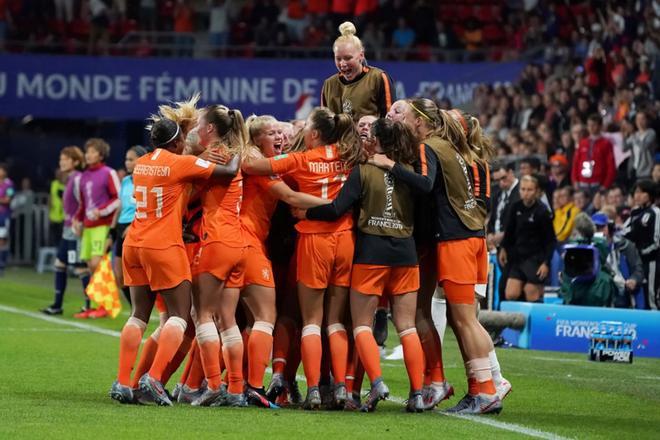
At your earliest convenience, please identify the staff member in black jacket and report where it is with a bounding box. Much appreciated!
[623,180,660,310]
[499,175,557,302]
[487,161,519,250]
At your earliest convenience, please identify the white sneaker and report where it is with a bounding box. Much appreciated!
[496,377,512,401]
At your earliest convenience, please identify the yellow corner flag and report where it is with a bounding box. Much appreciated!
[85,253,122,318]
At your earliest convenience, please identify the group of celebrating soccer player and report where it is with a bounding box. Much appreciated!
[45,21,512,414]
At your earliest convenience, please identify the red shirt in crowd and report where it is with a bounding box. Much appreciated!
[570,135,616,189]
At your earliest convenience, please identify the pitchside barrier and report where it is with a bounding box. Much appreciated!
[500,301,660,358]
[9,194,50,265]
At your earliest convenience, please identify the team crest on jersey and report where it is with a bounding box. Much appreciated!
[642,213,650,226]
[342,99,353,116]
[262,268,271,281]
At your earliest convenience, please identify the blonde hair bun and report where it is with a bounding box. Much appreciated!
[339,21,357,37]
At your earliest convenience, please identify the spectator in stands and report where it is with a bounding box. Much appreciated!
[553,186,580,243]
[174,0,194,57]
[487,161,519,250]
[0,164,14,275]
[88,0,110,55]
[391,17,415,59]
[623,180,660,310]
[208,0,230,55]
[592,212,645,309]
[139,0,156,31]
[548,153,570,192]
[606,185,626,209]
[623,111,657,181]
[574,189,595,216]
[571,113,616,194]
[499,175,557,302]
[652,163,660,185]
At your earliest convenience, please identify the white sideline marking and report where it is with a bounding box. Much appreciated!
[531,356,582,363]
[389,396,573,440]
[0,305,122,337]
[0,303,571,439]
[1,327,86,333]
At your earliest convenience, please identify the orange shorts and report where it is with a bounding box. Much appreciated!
[437,237,488,284]
[296,230,354,289]
[154,294,167,314]
[122,245,191,292]
[351,264,420,296]
[236,245,275,289]
[437,237,488,304]
[194,241,246,288]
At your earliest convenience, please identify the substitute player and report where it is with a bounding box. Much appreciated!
[370,99,502,414]
[321,21,395,121]
[41,147,89,315]
[72,138,120,319]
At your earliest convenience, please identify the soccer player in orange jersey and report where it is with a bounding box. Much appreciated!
[123,97,206,402]
[188,105,251,407]
[243,107,362,409]
[110,118,239,406]
[238,115,328,407]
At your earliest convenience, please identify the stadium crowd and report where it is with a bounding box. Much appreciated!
[1,1,658,61]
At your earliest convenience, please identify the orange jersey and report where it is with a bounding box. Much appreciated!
[124,149,214,250]
[200,170,245,248]
[240,174,281,249]
[269,145,353,234]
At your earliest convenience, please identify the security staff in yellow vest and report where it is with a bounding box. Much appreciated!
[294,119,428,412]
[321,21,395,121]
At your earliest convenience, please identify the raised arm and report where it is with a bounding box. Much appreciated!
[269,181,330,209]
[306,167,361,222]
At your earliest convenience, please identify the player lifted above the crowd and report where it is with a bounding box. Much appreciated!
[321,21,395,121]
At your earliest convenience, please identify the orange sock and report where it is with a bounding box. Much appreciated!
[248,322,274,389]
[469,357,496,395]
[117,317,147,386]
[301,325,322,387]
[129,328,160,388]
[272,317,296,375]
[400,329,424,392]
[178,339,197,385]
[185,345,205,389]
[354,326,382,382]
[327,324,348,384]
[196,322,222,390]
[419,320,445,383]
[241,327,250,383]
[148,317,187,381]
[221,326,244,394]
[162,334,194,385]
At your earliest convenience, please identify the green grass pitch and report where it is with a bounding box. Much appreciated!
[1,267,660,439]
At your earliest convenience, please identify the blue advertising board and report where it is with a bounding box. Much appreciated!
[501,302,660,358]
[0,54,524,120]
